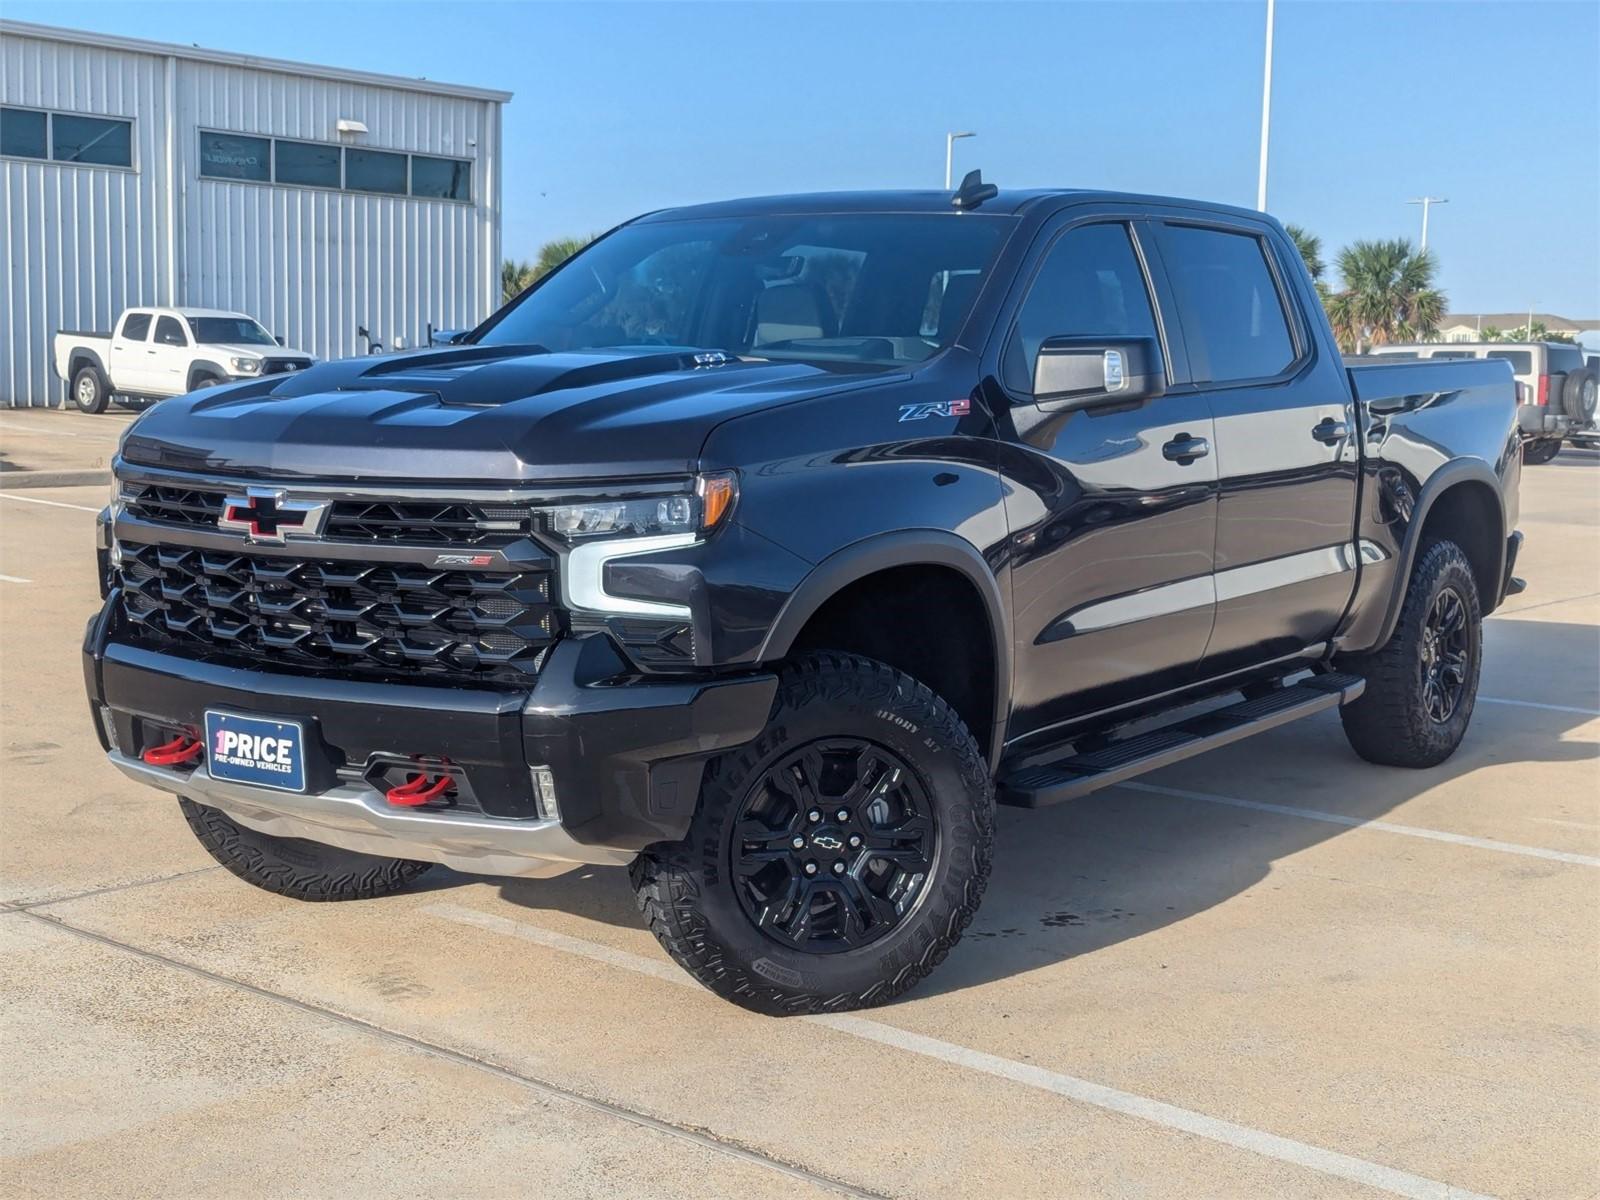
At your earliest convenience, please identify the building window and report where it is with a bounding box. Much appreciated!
[345,148,407,195]
[199,131,270,181]
[411,154,472,202]
[52,114,134,167]
[273,139,340,188]
[1,107,48,159]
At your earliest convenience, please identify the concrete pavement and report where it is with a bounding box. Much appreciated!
[2,452,1596,1198]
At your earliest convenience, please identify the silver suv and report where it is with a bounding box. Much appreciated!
[1366,341,1597,463]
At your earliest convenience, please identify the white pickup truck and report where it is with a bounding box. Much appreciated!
[53,307,314,413]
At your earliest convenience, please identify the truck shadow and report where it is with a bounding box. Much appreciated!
[490,615,1597,1004]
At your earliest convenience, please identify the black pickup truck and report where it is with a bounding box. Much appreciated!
[85,177,1524,1014]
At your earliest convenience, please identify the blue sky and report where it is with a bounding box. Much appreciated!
[10,0,1599,316]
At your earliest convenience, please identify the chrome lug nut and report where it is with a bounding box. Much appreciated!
[849,834,862,848]
[832,861,846,874]
[791,836,806,850]
[804,861,818,875]
[835,808,850,821]
[808,809,822,823]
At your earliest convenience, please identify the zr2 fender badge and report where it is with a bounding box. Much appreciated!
[898,398,972,422]
[433,553,496,567]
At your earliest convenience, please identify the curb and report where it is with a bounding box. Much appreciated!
[0,469,111,491]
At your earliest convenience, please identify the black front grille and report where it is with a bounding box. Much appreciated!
[323,501,530,545]
[261,358,313,375]
[121,482,531,547]
[123,484,225,528]
[116,541,557,684]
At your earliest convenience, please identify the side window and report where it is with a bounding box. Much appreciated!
[155,316,188,347]
[1004,222,1160,394]
[1161,224,1297,383]
[199,131,269,182]
[120,312,152,341]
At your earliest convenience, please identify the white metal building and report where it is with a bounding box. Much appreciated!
[0,20,509,407]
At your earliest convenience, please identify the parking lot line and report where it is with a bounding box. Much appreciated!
[1478,695,1600,717]
[1117,781,1600,867]
[422,901,1493,1200]
[0,492,100,513]
[0,573,33,583]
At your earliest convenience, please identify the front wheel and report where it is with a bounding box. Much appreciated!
[1337,539,1483,768]
[180,798,433,901]
[631,652,994,1015]
[1522,438,1562,465]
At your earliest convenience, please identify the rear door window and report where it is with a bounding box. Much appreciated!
[119,312,152,341]
[1003,222,1161,394]
[1160,224,1298,383]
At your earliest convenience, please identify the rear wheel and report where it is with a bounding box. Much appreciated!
[1522,438,1561,465]
[180,798,433,901]
[71,365,110,414]
[1338,539,1482,768]
[630,652,994,1015]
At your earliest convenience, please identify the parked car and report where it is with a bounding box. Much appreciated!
[85,181,1524,1014]
[1365,341,1597,463]
[52,307,314,413]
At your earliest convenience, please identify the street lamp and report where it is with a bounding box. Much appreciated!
[1407,197,1448,252]
[1256,0,1275,211]
[945,131,976,190]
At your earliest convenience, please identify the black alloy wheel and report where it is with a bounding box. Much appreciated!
[731,738,936,953]
[1420,585,1470,724]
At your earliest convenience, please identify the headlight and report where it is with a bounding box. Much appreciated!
[229,357,262,374]
[539,472,737,544]
[549,472,738,620]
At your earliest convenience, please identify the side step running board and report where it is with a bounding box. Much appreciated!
[998,672,1365,808]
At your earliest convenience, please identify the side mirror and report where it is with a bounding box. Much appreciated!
[274,335,285,346]
[1032,336,1165,412]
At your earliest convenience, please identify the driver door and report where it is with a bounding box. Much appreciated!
[995,217,1219,743]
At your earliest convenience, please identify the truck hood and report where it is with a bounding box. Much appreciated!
[210,342,314,361]
[120,344,898,484]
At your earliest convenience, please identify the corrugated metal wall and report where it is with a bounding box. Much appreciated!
[1,25,502,407]
[1,33,171,408]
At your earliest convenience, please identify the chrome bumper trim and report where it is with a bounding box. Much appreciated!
[108,751,632,878]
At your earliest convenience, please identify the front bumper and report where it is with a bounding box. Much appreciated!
[84,600,777,877]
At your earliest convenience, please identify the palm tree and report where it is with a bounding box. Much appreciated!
[1284,224,1324,282]
[1328,239,1445,352]
[533,235,597,282]
[501,259,537,303]
[1479,326,1503,342]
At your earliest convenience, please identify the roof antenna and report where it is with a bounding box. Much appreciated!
[951,168,998,210]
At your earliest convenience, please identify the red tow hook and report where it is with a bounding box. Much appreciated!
[385,773,454,807]
[143,735,203,767]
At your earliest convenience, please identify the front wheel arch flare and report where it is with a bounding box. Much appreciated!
[757,531,1011,766]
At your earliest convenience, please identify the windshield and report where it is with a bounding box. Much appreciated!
[477,214,1011,366]
[191,317,275,346]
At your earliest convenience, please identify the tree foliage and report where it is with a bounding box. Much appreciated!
[502,235,600,302]
[1284,224,1324,282]
[1325,238,1445,353]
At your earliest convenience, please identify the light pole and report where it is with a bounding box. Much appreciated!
[1256,0,1275,211]
[1407,196,1448,252]
[945,131,975,190]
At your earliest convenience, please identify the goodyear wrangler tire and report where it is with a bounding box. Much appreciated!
[1337,538,1483,769]
[179,798,433,901]
[630,651,994,1015]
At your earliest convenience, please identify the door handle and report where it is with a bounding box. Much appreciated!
[1162,434,1210,464]
[147,349,158,355]
[1312,417,1349,444]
